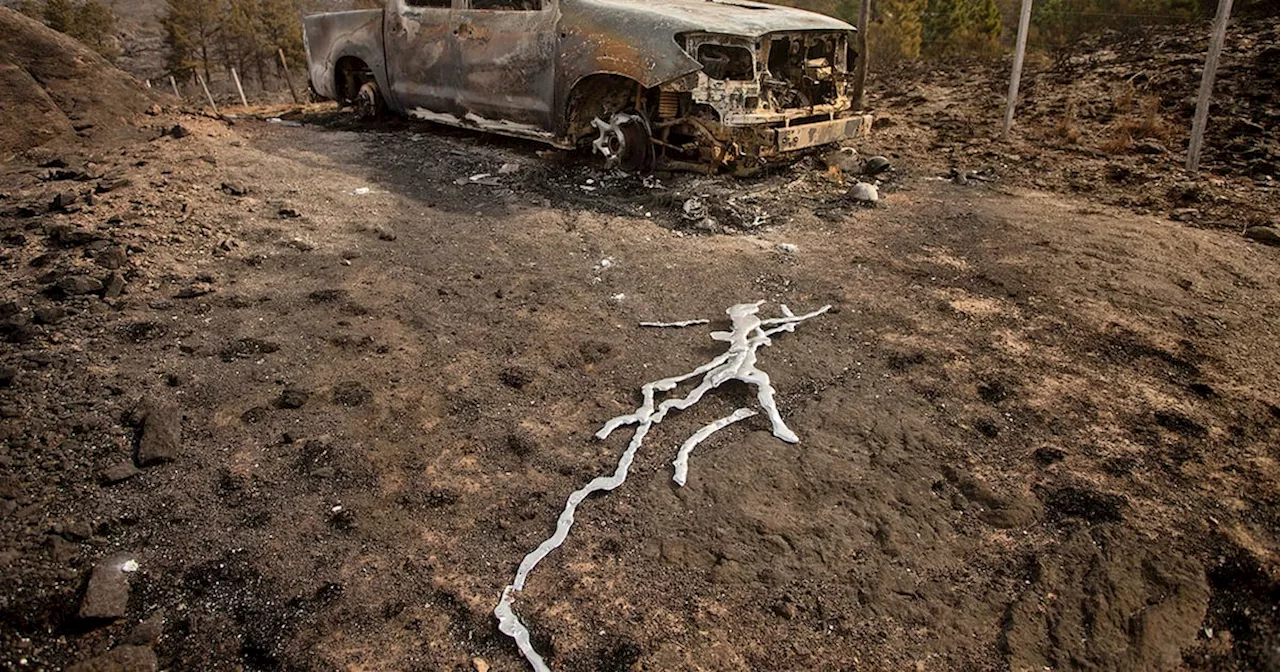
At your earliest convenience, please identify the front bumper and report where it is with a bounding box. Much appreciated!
[774,114,873,152]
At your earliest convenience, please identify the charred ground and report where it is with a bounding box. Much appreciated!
[2,11,1280,672]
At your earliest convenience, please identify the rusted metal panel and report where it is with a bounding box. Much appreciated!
[384,1,459,116]
[774,115,868,152]
[452,3,560,128]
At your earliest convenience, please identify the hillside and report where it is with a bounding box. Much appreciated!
[0,7,161,159]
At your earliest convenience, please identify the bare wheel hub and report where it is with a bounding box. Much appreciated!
[591,111,652,173]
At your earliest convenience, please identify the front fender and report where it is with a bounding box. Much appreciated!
[554,10,702,133]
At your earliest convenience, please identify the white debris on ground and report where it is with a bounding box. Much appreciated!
[494,301,831,672]
[848,182,879,203]
[638,318,710,328]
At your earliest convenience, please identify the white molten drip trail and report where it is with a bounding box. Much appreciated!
[494,301,830,671]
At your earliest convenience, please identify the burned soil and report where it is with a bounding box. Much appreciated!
[3,13,1280,672]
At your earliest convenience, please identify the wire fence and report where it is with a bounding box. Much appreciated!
[148,52,305,112]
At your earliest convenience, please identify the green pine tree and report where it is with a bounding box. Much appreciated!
[163,0,222,82]
[870,0,925,64]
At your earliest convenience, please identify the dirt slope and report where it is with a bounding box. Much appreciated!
[0,7,160,160]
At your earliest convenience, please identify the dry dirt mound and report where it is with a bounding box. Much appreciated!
[0,7,159,160]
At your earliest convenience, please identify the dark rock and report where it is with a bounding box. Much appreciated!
[278,207,301,218]
[49,191,79,212]
[104,272,126,299]
[167,124,190,139]
[332,381,372,407]
[1243,226,1280,247]
[96,246,128,269]
[48,223,98,246]
[136,399,181,466]
[66,645,157,672]
[95,178,131,194]
[99,462,140,485]
[0,366,17,387]
[1,315,37,343]
[277,387,309,409]
[79,554,135,620]
[219,337,279,362]
[33,305,64,325]
[57,275,104,296]
[220,181,249,197]
[123,613,164,646]
[1170,208,1198,222]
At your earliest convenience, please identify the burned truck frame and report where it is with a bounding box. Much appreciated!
[303,0,868,173]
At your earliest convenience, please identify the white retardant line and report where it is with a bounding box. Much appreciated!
[639,319,711,328]
[494,302,830,671]
[672,407,758,486]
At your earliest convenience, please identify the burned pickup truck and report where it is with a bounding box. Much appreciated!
[303,0,868,173]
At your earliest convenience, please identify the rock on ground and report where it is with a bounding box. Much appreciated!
[136,399,180,466]
[79,554,135,620]
[1244,226,1280,247]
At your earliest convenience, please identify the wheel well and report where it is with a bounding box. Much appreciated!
[334,56,374,103]
[565,74,652,143]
